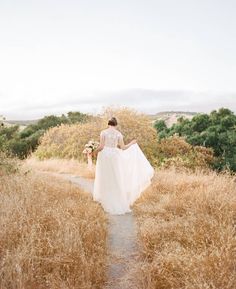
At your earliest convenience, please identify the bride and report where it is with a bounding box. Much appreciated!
[92,117,154,215]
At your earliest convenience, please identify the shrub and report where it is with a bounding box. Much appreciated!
[154,108,236,171]
[35,107,159,166]
[157,135,214,171]
[0,151,19,175]
[7,138,31,159]
[0,112,92,159]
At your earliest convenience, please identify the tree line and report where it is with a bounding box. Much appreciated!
[0,112,90,159]
[154,108,236,171]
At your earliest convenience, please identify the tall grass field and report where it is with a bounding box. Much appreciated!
[0,167,108,289]
[127,169,236,289]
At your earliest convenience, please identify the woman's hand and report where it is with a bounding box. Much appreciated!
[92,149,99,157]
[130,139,137,145]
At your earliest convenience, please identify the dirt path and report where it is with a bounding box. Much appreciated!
[49,172,139,289]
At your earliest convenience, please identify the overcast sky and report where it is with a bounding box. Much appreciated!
[0,0,235,119]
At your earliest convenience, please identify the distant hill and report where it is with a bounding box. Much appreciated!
[0,119,39,131]
[148,111,198,127]
[4,112,198,130]
[7,119,40,126]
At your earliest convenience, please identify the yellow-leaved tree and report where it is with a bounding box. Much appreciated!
[35,107,159,166]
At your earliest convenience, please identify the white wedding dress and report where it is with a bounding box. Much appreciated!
[93,127,154,215]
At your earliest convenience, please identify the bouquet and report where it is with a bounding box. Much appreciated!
[83,140,99,168]
[82,140,99,155]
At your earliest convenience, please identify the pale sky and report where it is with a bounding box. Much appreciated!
[0,0,235,119]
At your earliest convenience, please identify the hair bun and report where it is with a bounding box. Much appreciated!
[108,117,118,126]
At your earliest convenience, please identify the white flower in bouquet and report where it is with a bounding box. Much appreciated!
[82,139,99,155]
[82,147,92,154]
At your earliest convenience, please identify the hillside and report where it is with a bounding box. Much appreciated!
[6,119,39,126]
[0,118,39,131]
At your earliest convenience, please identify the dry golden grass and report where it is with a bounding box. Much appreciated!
[0,167,108,289]
[127,169,236,289]
[24,157,95,179]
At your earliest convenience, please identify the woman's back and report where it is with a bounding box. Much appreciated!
[101,127,122,148]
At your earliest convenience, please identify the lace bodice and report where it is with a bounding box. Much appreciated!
[100,128,123,148]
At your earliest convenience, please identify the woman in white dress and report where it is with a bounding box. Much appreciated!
[92,117,154,215]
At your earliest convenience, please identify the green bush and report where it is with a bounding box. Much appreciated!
[154,108,236,171]
[0,151,19,175]
[0,111,91,159]
[7,139,31,159]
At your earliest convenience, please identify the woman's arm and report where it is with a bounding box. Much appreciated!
[118,134,136,150]
[92,132,105,156]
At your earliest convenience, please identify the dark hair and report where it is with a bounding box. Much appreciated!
[108,117,118,126]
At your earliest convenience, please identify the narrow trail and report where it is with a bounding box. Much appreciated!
[48,172,139,289]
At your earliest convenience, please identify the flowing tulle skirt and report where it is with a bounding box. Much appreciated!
[93,143,154,215]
